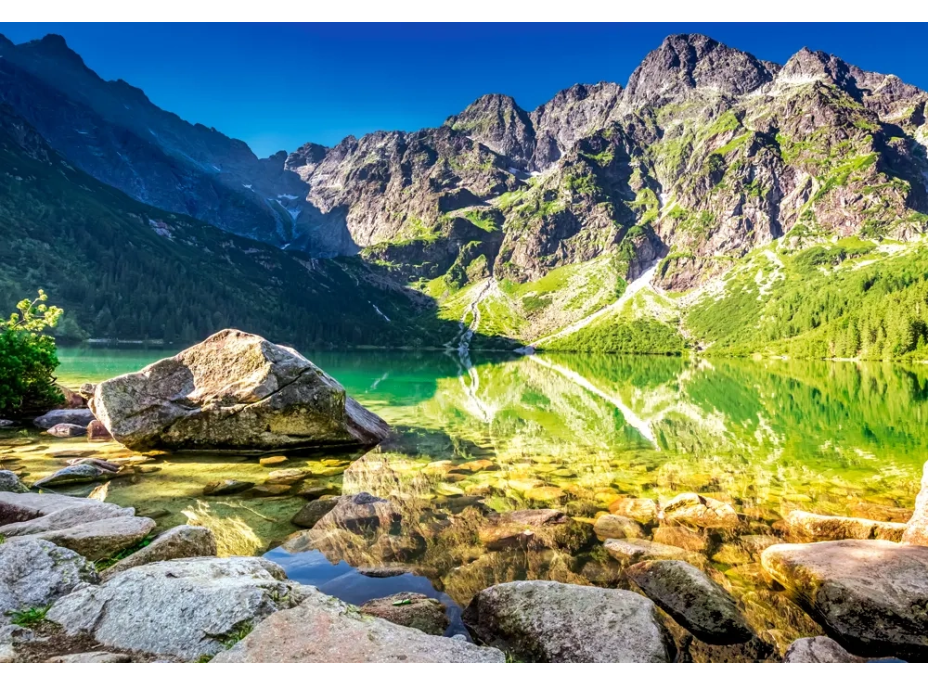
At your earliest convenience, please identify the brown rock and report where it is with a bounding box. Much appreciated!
[653,526,708,552]
[86,420,112,442]
[359,592,449,636]
[259,456,288,467]
[608,497,659,525]
[661,493,739,529]
[902,461,928,546]
[786,510,907,543]
[594,514,644,539]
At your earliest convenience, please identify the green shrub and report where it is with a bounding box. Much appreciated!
[0,290,64,416]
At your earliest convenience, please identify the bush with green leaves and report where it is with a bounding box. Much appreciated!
[0,290,64,416]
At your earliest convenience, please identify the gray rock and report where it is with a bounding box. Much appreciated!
[312,492,398,534]
[33,463,114,488]
[359,592,449,636]
[604,538,697,565]
[0,470,28,494]
[89,329,389,452]
[291,497,339,528]
[0,643,14,663]
[46,423,88,438]
[0,538,98,625]
[626,560,753,644]
[23,515,156,561]
[210,586,503,663]
[0,419,15,429]
[762,540,928,660]
[593,514,644,539]
[783,636,866,663]
[46,651,132,663]
[462,580,673,662]
[101,525,217,579]
[786,510,907,542]
[0,502,134,537]
[33,409,94,430]
[0,491,104,526]
[47,556,308,661]
[902,460,928,546]
[78,383,97,401]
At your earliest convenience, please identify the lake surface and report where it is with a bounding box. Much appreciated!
[7,348,925,653]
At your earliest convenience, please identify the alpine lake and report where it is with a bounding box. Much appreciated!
[3,347,925,656]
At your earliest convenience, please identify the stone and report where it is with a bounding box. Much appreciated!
[259,456,288,467]
[210,587,503,663]
[661,493,739,529]
[0,643,14,663]
[594,514,644,539]
[312,492,398,534]
[33,463,114,488]
[33,409,94,430]
[78,383,96,400]
[266,468,311,484]
[786,510,907,542]
[295,483,340,499]
[782,636,866,663]
[626,560,753,645]
[0,538,98,625]
[291,497,339,528]
[359,592,449,636]
[0,470,28,494]
[250,484,292,497]
[0,419,15,429]
[0,501,133,537]
[203,479,254,496]
[608,497,659,525]
[653,526,708,552]
[47,557,309,661]
[67,458,120,472]
[525,486,565,502]
[477,509,569,550]
[23,515,156,561]
[56,385,86,409]
[357,567,410,578]
[89,329,390,452]
[46,651,132,663]
[604,538,695,565]
[0,491,106,525]
[761,540,928,660]
[86,420,112,442]
[463,580,673,662]
[902,461,928,546]
[100,525,217,579]
[46,423,88,438]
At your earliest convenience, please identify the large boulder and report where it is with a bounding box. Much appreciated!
[23,515,156,561]
[783,636,866,663]
[89,329,389,452]
[0,470,28,494]
[0,491,108,526]
[0,538,99,625]
[100,525,217,579]
[626,560,753,645]
[786,510,907,542]
[359,592,449,636]
[0,501,134,537]
[761,540,928,660]
[33,409,94,430]
[462,580,673,662]
[902,461,928,546]
[210,587,503,663]
[46,557,309,660]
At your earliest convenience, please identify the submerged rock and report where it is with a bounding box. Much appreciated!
[203,479,254,496]
[100,525,217,579]
[23,515,156,561]
[785,510,907,542]
[33,409,94,430]
[291,497,340,528]
[761,540,928,660]
[463,580,673,662]
[312,492,398,534]
[593,514,644,540]
[47,557,308,661]
[211,587,502,663]
[604,538,697,565]
[46,423,87,438]
[783,636,866,663]
[902,461,928,546]
[0,470,28,494]
[661,493,739,529]
[89,329,390,452]
[477,509,570,550]
[33,463,116,488]
[359,592,449,636]
[0,538,99,625]
[608,497,659,525]
[626,560,753,645]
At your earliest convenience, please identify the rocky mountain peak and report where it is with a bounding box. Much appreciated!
[445,93,535,168]
[623,33,777,108]
[21,34,88,68]
[284,142,329,182]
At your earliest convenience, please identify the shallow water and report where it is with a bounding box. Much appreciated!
[7,348,926,658]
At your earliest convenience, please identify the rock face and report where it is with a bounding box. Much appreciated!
[23,515,156,561]
[211,587,504,663]
[89,329,390,452]
[786,510,907,542]
[32,409,94,430]
[626,560,753,645]
[100,525,217,579]
[463,580,673,662]
[0,538,99,625]
[359,592,449,636]
[782,636,866,663]
[47,557,308,660]
[0,471,28,494]
[902,461,928,546]
[762,540,928,660]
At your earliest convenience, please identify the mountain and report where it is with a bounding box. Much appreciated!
[0,103,444,348]
[2,32,928,359]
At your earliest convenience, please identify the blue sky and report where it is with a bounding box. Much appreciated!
[1,23,925,158]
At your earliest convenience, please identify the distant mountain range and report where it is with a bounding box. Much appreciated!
[2,32,927,357]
